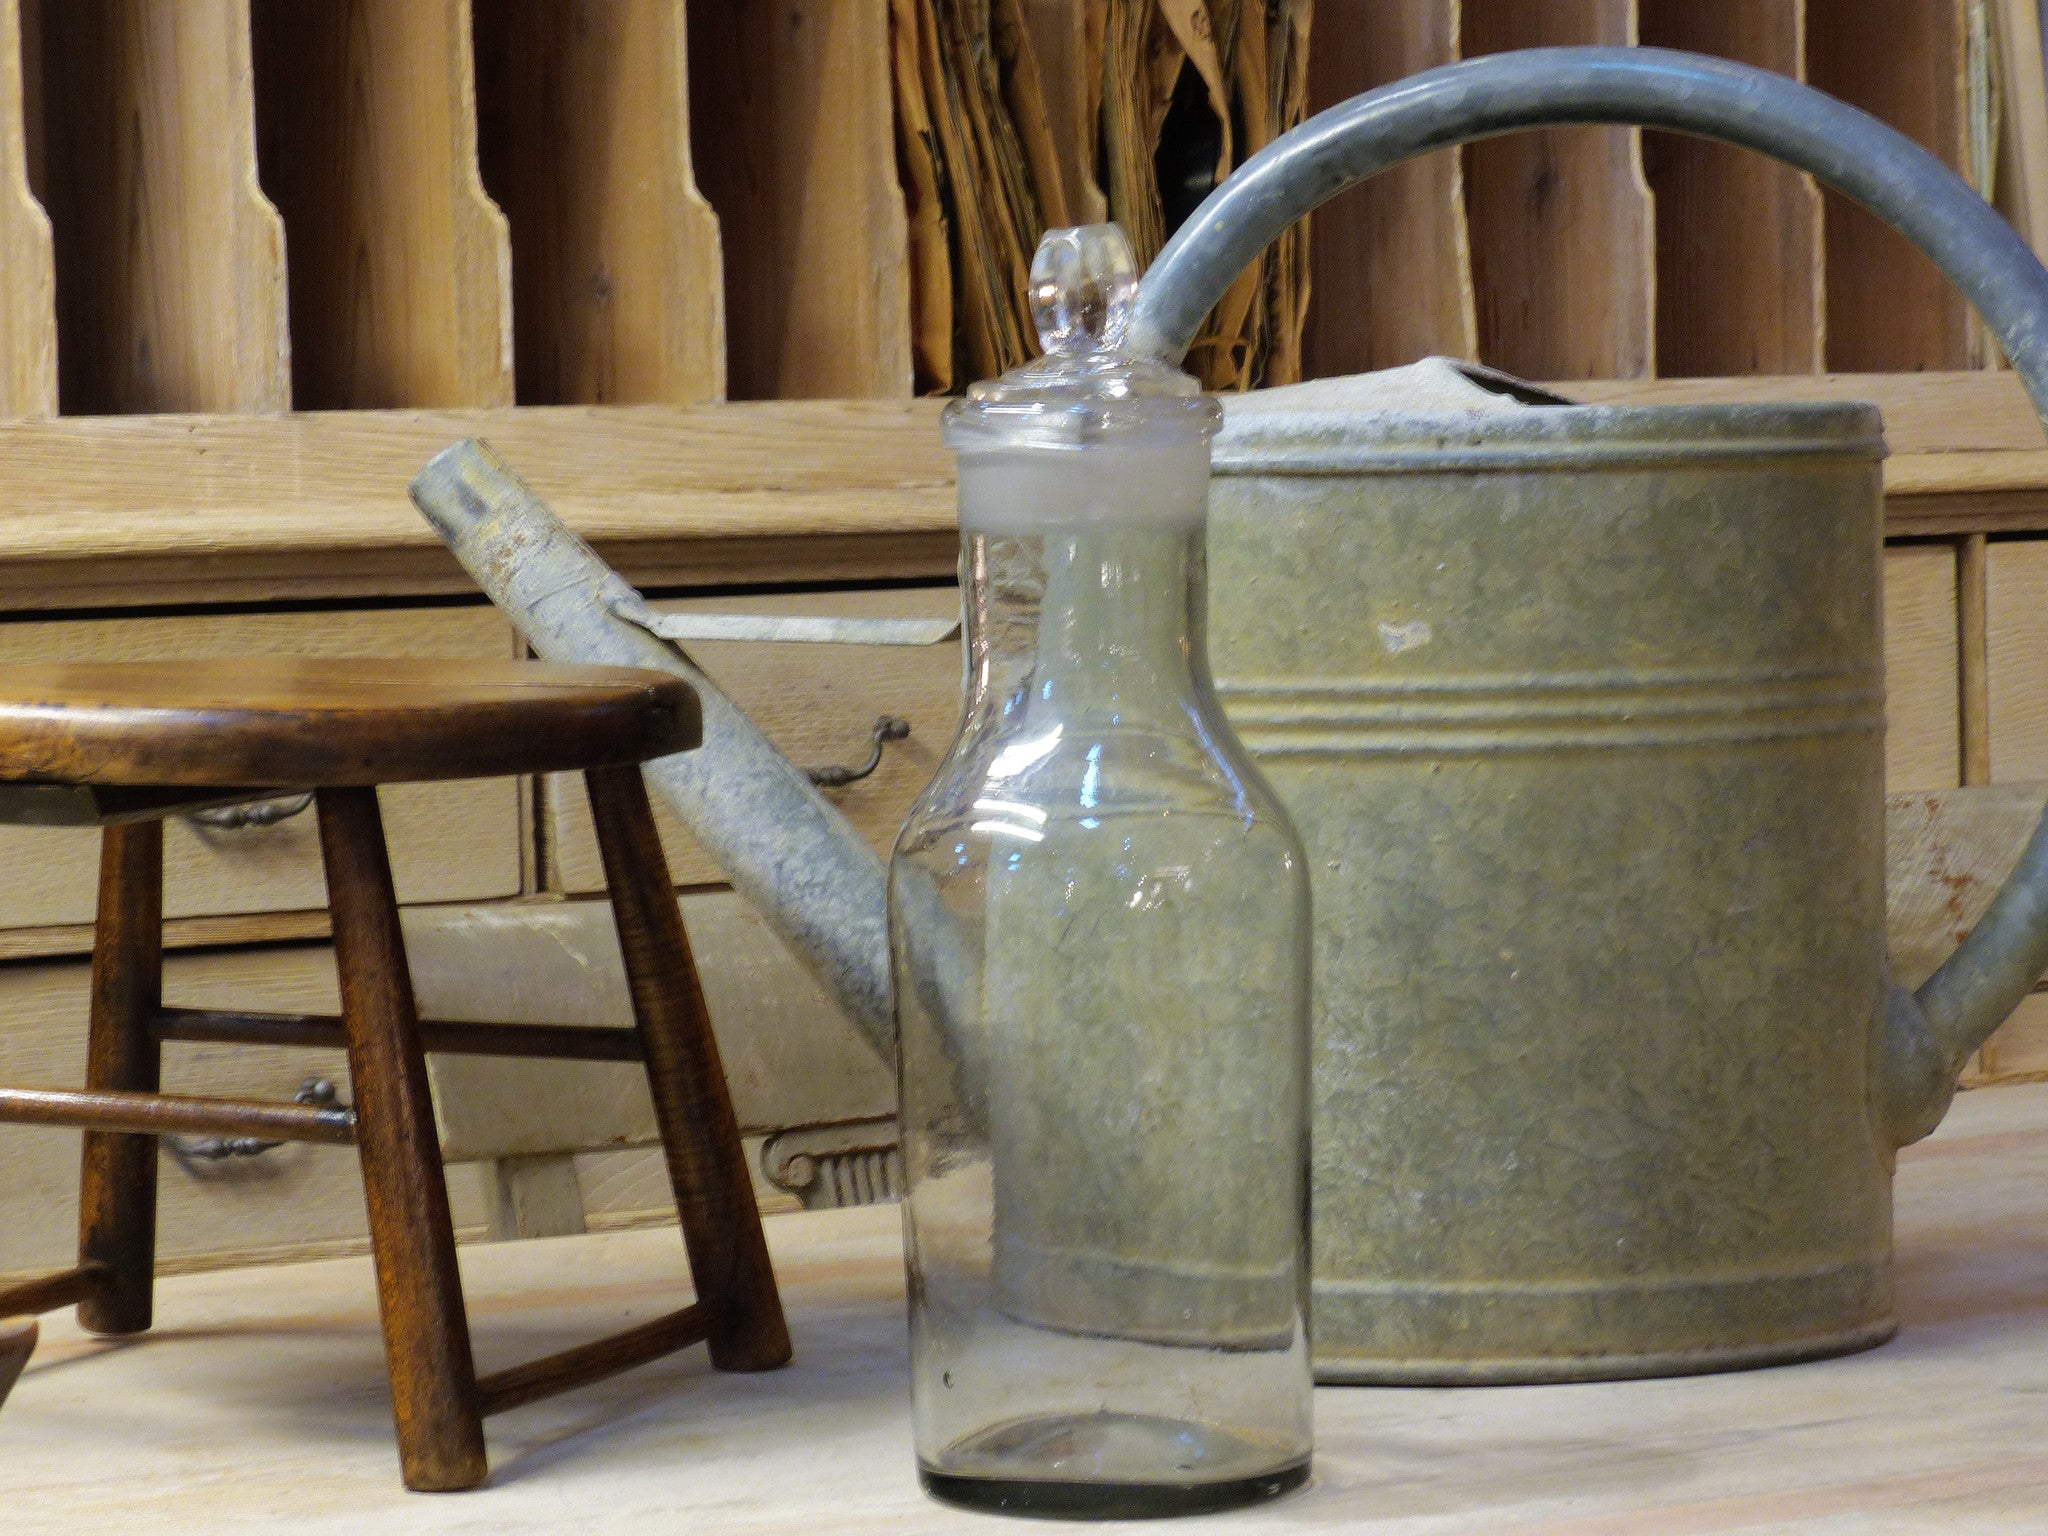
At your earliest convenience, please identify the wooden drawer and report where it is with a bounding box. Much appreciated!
[1989,538,2048,781]
[0,943,494,1282]
[1884,544,1961,792]
[0,604,523,947]
[1981,539,2048,1075]
[543,585,963,893]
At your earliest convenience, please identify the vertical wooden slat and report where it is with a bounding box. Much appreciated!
[29,0,288,414]
[473,0,723,406]
[1638,1,1823,376]
[1809,0,1973,372]
[686,0,912,399]
[1301,0,1477,376]
[251,0,513,409]
[1959,531,1992,785]
[1461,0,1655,380]
[0,0,52,418]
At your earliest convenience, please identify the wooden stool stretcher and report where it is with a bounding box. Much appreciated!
[0,657,790,1492]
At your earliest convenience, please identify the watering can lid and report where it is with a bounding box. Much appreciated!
[1215,361,1885,473]
[944,224,1221,454]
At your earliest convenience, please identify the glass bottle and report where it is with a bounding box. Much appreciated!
[888,225,1313,1520]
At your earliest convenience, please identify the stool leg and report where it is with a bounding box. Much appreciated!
[584,764,791,1372]
[76,820,164,1336]
[317,787,486,1493]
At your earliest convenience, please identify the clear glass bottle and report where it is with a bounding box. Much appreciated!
[889,225,1313,1520]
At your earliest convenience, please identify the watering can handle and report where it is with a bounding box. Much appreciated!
[1128,45,2048,1145]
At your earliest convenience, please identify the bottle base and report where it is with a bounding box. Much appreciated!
[919,1410,1308,1521]
[920,1459,1309,1520]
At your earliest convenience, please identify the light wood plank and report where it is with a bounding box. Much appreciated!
[1885,781,2047,990]
[16,1089,2048,1533]
[1885,544,1963,793]
[0,0,52,419]
[251,0,513,408]
[1809,0,1975,371]
[1988,538,2048,780]
[0,605,522,941]
[1981,989,2048,1077]
[1460,0,1655,379]
[1301,0,1478,376]
[542,587,963,893]
[0,400,958,611]
[472,0,723,407]
[0,378,2032,612]
[1636,0,1822,376]
[1993,0,2048,257]
[686,0,912,398]
[29,0,288,413]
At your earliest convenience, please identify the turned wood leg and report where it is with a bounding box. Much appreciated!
[318,786,487,1493]
[76,820,164,1335]
[584,764,791,1373]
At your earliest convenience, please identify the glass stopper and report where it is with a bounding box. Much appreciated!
[1030,224,1138,356]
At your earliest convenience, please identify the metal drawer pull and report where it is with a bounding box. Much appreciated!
[167,1076,344,1163]
[184,792,315,830]
[806,716,910,788]
[637,612,960,646]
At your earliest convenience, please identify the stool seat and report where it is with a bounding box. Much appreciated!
[0,652,787,1491]
[0,657,698,791]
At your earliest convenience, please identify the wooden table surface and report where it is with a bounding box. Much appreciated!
[10,1080,2048,1533]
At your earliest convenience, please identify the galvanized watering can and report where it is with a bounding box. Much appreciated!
[411,47,2048,1385]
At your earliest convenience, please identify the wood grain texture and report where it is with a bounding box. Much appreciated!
[686,0,912,398]
[1301,0,1477,376]
[0,0,52,418]
[0,377,2034,612]
[1885,544,1963,793]
[1993,0,2048,256]
[0,400,957,611]
[251,0,512,409]
[29,0,288,413]
[1961,532,1991,783]
[1988,538,2048,780]
[23,1094,2048,1536]
[1808,0,1974,371]
[0,657,696,788]
[73,821,161,1335]
[0,604,520,940]
[543,586,963,892]
[476,1301,708,1415]
[0,1264,101,1317]
[1885,782,2046,991]
[1460,0,1654,380]
[584,764,789,1373]
[1980,989,2048,1076]
[1636,0,1822,376]
[319,784,487,1492]
[473,0,723,407]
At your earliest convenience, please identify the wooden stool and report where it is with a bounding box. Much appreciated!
[0,657,790,1491]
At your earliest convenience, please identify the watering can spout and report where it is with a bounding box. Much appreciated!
[408,440,901,1064]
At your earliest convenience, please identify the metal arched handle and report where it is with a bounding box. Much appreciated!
[805,716,910,789]
[1130,45,2048,1145]
[184,793,314,831]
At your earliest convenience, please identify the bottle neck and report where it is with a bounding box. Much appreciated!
[961,518,1213,736]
